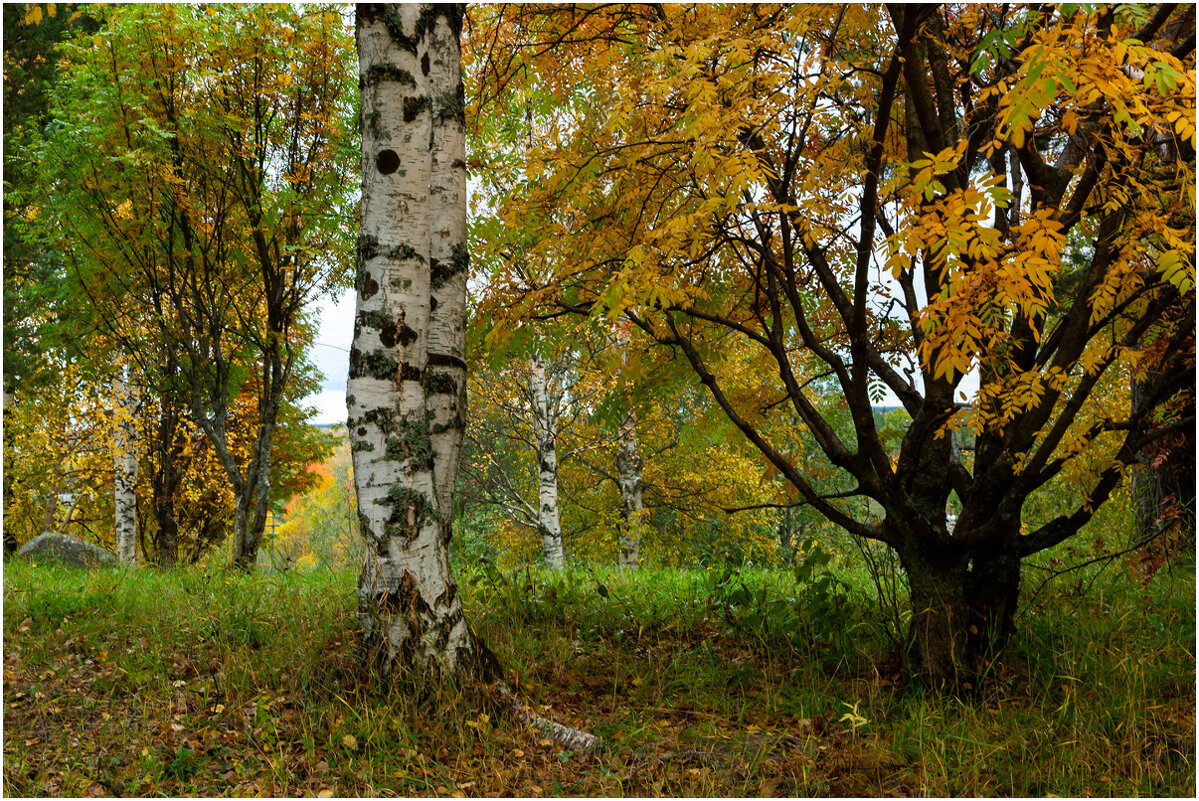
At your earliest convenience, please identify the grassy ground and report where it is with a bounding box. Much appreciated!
[3,555,1194,797]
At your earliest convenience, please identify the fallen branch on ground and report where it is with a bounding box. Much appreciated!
[499,683,602,753]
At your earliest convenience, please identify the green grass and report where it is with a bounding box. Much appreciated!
[3,556,1194,796]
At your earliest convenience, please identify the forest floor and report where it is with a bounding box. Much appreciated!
[3,554,1194,797]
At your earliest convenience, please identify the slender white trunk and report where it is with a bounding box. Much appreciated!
[113,359,138,564]
[350,4,480,677]
[530,354,565,568]
[614,323,644,568]
[616,408,644,569]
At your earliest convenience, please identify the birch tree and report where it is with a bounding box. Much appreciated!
[112,358,138,564]
[614,324,645,569]
[462,349,585,567]
[615,408,644,569]
[529,353,566,567]
[350,3,484,675]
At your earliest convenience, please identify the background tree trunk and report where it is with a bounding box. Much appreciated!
[113,359,138,565]
[614,323,644,569]
[530,354,565,568]
[350,3,486,678]
[150,399,183,568]
[616,409,644,569]
[1130,374,1196,545]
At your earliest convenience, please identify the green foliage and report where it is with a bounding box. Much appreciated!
[11,3,357,566]
[704,539,862,666]
[269,433,364,572]
[2,3,101,397]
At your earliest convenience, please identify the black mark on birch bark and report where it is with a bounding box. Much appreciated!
[377,149,400,175]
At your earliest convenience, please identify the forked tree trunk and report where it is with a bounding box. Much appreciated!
[530,354,565,568]
[233,417,277,571]
[151,399,183,568]
[156,513,179,568]
[113,359,138,565]
[229,479,253,570]
[896,534,1021,690]
[350,3,485,678]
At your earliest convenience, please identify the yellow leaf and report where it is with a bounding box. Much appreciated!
[342,734,358,750]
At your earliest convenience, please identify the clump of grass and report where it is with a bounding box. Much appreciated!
[3,553,1194,796]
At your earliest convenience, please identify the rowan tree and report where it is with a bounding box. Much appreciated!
[468,4,1196,688]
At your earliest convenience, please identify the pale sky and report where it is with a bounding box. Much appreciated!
[303,279,980,426]
[305,286,356,426]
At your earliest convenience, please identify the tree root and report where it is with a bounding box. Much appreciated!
[470,632,600,752]
[498,683,602,754]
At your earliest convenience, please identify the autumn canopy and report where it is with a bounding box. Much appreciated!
[464,3,1195,685]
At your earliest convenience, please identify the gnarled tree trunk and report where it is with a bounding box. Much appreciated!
[895,530,1022,690]
[149,396,184,568]
[350,3,487,678]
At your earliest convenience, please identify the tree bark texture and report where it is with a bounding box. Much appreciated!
[1130,374,1196,544]
[350,3,484,678]
[530,354,565,568]
[616,408,644,569]
[112,360,138,565]
[614,324,644,569]
[148,399,183,568]
[896,530,1021,690]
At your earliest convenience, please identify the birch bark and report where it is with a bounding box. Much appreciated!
[614,325,644,569]
[113,359,138,565]
[350,3,481,676]
[616,408,644,569]
[530,354,565,568]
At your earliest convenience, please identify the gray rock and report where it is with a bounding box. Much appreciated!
[16,532,118,567]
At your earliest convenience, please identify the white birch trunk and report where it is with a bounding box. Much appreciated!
[614,324,644,569]
[530,354,565,569]
[616,408,644,569]
[113,359,138,565]
[350,3,481,677]
[425,0,469,545]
